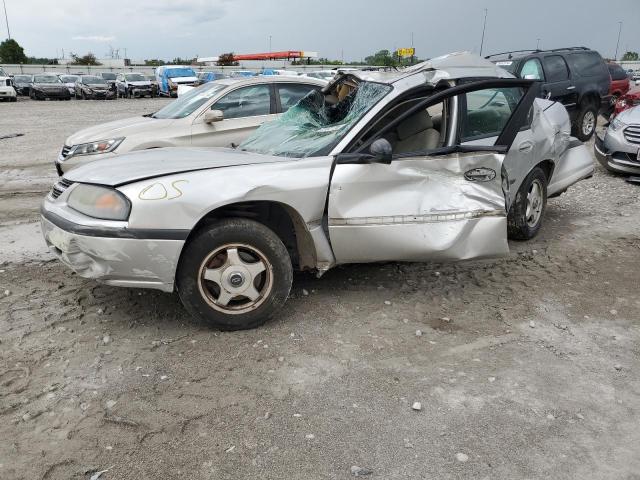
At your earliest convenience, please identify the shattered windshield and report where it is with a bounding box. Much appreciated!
[240,80,391,158]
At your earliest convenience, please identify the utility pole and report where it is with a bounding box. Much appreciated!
[536,38,540,50]
[410,31,415,65]
[614,21,622,60]
[479,8,488,56]
[269,35,272,53]
[2,0,10,39]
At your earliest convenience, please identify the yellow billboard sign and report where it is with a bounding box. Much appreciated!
[397,48,415,58]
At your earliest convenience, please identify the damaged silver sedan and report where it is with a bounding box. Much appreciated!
[41,53,594,330]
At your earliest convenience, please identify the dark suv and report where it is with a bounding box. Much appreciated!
[486,47,610,141]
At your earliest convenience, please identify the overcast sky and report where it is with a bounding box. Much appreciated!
[4,0,640,62]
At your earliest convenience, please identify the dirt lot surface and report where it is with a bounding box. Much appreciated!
[1,98,639,480]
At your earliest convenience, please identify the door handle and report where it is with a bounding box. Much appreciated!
[566,86,576,90]
[518,141,534,153]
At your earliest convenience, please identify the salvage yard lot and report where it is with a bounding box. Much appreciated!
[1,99,640,479]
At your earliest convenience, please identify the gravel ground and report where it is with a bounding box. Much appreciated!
[1,98,639,480]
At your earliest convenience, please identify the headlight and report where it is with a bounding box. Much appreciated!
[67,184,131,220]
[69,138,124,158]
[610,117,627,131]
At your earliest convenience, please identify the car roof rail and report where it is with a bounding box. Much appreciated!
[486,46,591,60]
[547,46,590,53]
[485,49,540,59]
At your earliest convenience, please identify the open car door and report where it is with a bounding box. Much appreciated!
[327,79,538,264]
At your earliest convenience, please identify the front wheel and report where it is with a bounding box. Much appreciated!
[507,167,548,240]
[177,218,293,330]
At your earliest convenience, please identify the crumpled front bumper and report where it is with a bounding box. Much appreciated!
[41,209,184,292]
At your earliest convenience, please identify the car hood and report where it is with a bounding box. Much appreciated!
[83,84,110,89]
[65,116,173,146]
[129,81,151,86]
[616,105,640,125]
[64,147,289,187]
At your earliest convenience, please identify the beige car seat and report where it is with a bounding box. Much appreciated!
[394,110,440,153]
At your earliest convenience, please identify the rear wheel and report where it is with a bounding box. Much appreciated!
[507,167,548,240]
[177,218,293,330]
[573,102,598,141]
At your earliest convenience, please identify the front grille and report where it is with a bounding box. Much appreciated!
[60,145,71,159]
[50,178,74,199]
[624,125,640,145]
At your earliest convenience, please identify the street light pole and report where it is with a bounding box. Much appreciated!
[536,38,540,50]
[269,35,272,53]
[479,8,488,56]
[614,21,622,60]
[2,0,10,39]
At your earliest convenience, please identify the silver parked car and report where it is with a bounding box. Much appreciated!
[55,76,327,175]
[58,74,79,95]
[41,52,594,330]
[594,106,640,175]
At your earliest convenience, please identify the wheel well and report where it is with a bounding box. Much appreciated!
[184,201,316,271]
[580,92,599,109]
[537,159,555,183]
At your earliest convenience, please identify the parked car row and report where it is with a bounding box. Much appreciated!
[43,52,596,331]
[2,66,341,102]
[7,72,161,100]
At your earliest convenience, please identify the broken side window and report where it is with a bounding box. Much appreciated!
[240,81,392,158]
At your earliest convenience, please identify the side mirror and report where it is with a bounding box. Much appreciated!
[369,138,393,163]
[204,109,224,124]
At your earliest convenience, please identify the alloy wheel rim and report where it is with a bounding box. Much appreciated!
[525,179,544,228]
[197,243,273,315]
[582,111,595,136]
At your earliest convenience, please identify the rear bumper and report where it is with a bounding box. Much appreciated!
[547,141,595,197]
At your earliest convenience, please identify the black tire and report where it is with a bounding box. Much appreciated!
[10,97,17,102]
[507,167,548,240]
[177,218,293,330]
[573,102,598,141]
[81,90,86,100]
